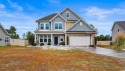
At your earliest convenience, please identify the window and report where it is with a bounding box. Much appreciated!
[66,12,70,18]
[5,37,9,43]
[48,35,51,42]
[118,29,119,32]
[40,23,50,30]
[59,23,62,29]
[55,22,62,30]
[44,35,47,42]
[40,35,43,42]
[60,36,64,41]
[55,23,58,29]
[40,24,44,29]
[46,24,49,29]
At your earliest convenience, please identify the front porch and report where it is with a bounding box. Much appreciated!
[34,34,67,46]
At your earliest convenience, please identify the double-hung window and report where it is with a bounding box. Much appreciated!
[5,37,9,43]
[55,22,62,30]
[40,35,43,42]
[66,12,70,18]
[40,24,44,29]
[46,24,49,30]
[40,23,50,30]
[48,35,51,42]
[44,35,47,42]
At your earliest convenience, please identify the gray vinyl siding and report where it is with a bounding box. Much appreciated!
[51,15,65,31]
[68,20,93,32]
[0,27,10,46]
[112,24,124,42]
[60,9,79,20]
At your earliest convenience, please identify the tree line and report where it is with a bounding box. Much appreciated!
[96,35,112,41]
[6,26,34,45]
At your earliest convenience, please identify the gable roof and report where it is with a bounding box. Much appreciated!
[67,19,97,33]
[111,21,125,31]
[36,13,57,22]
[50,14,67,21]
[0,23,10,36]
[59,7,81,20]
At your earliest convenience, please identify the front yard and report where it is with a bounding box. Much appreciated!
[0,46,125,71]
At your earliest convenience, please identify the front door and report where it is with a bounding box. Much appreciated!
[54,36,58,45]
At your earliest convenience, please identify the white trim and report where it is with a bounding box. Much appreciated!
[36,33,64,34]
[50,14,67,21]
[66,32,97,34]
[67,19,98,33]
[0,23,10,35]
[35,34,36,43]
[65,21,66,31]
[67,19,81,31]
[51,22,52,30]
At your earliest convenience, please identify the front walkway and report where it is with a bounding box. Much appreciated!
[74,46,125,58]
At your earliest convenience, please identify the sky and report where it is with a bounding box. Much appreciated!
[0,0,125,38]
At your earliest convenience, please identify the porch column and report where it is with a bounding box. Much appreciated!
[51,34,53,45]
[38,35,40,45]
[65,34,67,45]
[34,34,36,43]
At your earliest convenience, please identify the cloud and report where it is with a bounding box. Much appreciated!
[0,4,6,9]
[81,6,122,19]
[7,0,23,11]
[48,0,61,4]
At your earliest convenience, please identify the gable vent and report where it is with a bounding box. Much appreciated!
[80,22,83,26]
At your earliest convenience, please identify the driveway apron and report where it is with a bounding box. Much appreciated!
[74,46,125,58]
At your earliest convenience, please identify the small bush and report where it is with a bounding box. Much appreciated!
[48,42,51,45]
[40,43,44,46]
[33,43,37,46]
[114,33,125,50]
[59,42,65,45]
[110,42,113,45]
[89,45,94,47]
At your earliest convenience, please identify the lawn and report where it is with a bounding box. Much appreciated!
[0,46,125,71]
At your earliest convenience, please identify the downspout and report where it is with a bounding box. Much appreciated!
[90,34,91,46]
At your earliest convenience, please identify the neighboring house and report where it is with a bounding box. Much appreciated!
[111,21,125,42]
[0,23,10,46]
[34,7,97,46]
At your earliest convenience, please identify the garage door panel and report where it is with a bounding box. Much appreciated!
[69,36,91,46]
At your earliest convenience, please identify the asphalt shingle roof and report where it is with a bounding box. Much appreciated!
[115,21,125,31]
[36,13,57,22]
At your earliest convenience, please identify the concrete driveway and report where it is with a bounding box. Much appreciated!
[74,46,125,58]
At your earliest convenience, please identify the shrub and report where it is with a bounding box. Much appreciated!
[40,43,44,46]
[114,33,125,50]
[33,43,37,46]
[59,42,65,45]
[48,42,51,45]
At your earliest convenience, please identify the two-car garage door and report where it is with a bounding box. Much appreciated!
[69,36,92,46]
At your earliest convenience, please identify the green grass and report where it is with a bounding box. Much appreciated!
[0,46,6,48]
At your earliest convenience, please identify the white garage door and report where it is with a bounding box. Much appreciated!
[69,36,92,46]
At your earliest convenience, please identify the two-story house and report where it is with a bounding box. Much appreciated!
[34,7,97,46]
[111,21,125,42]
